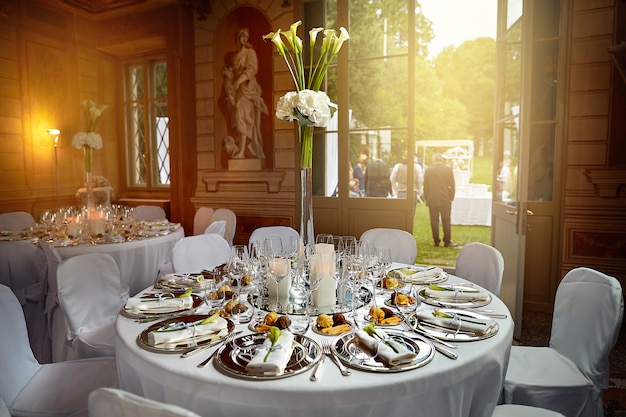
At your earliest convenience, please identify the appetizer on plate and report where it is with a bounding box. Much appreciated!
[314,313,352,335]
[368,305,403,325]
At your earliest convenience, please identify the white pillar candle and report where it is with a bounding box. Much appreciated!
[311,252,336,308]
[66,217,79,237]
[267,257,291,299]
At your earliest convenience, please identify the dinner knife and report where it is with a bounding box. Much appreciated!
[310,352,326,381]
[180,329,238,358]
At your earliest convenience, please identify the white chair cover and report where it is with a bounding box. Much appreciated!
[171,234,231,273]
[89,388,202,417]
[0,240,53,363]
[454,242,504,295]
[502,267,624,417]
[492,405,565,417]
[56,253,126,360]
[0,284,118,417]
[0,398,10,417]
[193,206,214,235]
[204,220,226,237]
[248,226,299,250]
[359,228,417,264]
[0,211,36,231]
[210,208,236,246]
[133,205,166,221]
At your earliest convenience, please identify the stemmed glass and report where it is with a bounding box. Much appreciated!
[227,244,249,297]
[374,247,392,297]
[265,238,290,312]
[343,252,365,326]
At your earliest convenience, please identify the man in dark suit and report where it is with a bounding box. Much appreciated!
[423,153,457,247]
[365,157,391,197]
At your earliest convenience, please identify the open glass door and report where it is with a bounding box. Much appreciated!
[493,0,563,338]
[493,0,526,338]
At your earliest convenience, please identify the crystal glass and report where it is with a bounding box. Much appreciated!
[227,244,249,296]
[266,255,290,311]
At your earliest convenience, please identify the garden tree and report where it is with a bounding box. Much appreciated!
[433,37,496,156]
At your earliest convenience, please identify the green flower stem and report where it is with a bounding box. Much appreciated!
[300,124,314,169]
[83,145,92,172]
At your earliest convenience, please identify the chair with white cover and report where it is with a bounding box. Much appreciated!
[248,226,299,250]
[0,211,36,231]
[55,253,126,361]
[0,284,118,417]
[359,228,417,264]
[210,208,237,246]
[133,205,166,221]
[193,206,214,235]
[0,240,55,363]
[492,405,565,417]
[454,242,505,295]
[204,220,227,238]
[89,388,202,417]
[171,234,231,273]
[502,267,624,417]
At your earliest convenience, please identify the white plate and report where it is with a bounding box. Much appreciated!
[122,294,203,319]
[407,308,499,341]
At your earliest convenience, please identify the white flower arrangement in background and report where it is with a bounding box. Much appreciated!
[72,100,108,172]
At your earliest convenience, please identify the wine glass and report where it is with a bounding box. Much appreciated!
[265,236,291,312]
[204,280,225,311]
[266,253,290,312]
[227,244,249,296]
[374,246,392,296]
[316,233,333,245]
[343,252,365,326]
[249,240,268,286]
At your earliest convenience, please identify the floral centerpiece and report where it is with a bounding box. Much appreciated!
[72,100,108,210]
[263,21,349,247]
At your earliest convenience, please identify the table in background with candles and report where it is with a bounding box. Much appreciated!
[55,226,184,296]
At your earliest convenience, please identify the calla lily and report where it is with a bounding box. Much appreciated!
[263,30,286,57]
[309,27,324,49]
[332,27,350,56]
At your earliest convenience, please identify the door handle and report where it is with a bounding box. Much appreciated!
[506,209,533,216]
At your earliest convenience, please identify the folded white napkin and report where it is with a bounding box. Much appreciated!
[416,309,496,335]
[245,331,295,376]
[355,329,417,367]
[423,284,489,301]
[147,316,228,346]
[394,267,443,283]
[125,294,193,313]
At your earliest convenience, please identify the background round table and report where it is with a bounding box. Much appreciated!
[56,227,184,296]
[115,270,513,417]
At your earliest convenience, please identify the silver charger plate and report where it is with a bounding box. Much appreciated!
[214,333,321,380]
[407,308,499,341]
[121,294,203,319]
[387,266,448,285]
[137,315,235,353]
[331,330,434,372]
[155,273,213,291]
[417,286,491,308]
[365,312,405,327]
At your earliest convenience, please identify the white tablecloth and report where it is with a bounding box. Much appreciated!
[452,193,492,226]
[56,228,184,296]
[115,270,513,417]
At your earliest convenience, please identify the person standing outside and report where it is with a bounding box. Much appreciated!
[390,152,423,215]
[353,152,367,197]
[365,157,391,197]
[423,153,457,247]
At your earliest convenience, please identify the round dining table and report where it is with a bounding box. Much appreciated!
[115,267,513,417]
[56,226,184,296]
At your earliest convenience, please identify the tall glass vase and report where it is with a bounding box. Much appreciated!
[83,146,95,210]
[298,124,315,248]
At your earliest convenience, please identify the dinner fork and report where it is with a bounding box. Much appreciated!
[323,340,351,376]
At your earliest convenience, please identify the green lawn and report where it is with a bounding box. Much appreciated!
[413,156,493,266]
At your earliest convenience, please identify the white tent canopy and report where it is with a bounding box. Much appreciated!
[416,139,475,178]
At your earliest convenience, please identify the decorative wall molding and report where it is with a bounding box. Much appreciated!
[201,171,285,193]
[583,167,626,197]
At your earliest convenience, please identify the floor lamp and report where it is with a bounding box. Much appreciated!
[48,129,60,207]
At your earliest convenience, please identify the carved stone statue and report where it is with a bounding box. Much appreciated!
[222,28,268,160]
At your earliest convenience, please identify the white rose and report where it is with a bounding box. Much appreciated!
[296,90,332,128]
[72,132,88,149]
[86,132,103,149]
[275,91,299,122]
